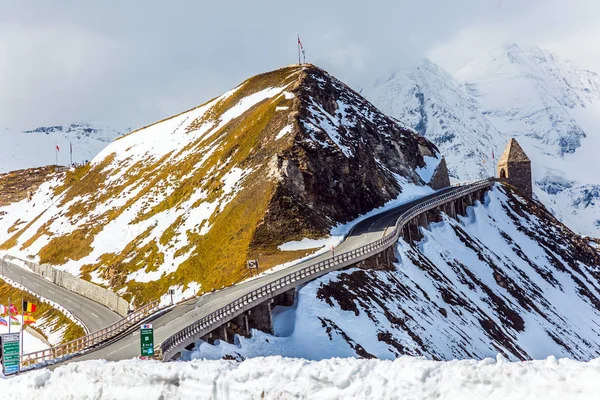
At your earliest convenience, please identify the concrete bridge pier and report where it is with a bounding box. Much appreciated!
[447,201,457,219]
[408,217,422,242]
[248,299,274,334]
[202,325,229,345]
[419,213,428,229]
[402,224,412,242]
[273,288,296,307]
[226,313,251,340]
[454,199,462,216]
[478,189,486,203]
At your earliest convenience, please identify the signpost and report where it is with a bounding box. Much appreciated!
[140,324,154,359]
[2,333,20,375]
[247,259,259,276]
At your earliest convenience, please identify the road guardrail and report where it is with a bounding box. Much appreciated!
[22,299,162,368]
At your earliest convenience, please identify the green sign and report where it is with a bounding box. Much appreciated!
[140,323,154,358]
[2,333,20,375]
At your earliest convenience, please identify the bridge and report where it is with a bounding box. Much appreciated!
[12,178,494,368]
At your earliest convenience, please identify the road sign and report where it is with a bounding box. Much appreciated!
[247,260,259,270]
[140,323,154,358]
[2,333,20,375]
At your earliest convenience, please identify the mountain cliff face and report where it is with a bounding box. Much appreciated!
[0,65,444,305]
[191,184,600,362]
[366,44,600,238]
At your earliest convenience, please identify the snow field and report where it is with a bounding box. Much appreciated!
[2,356,600,399]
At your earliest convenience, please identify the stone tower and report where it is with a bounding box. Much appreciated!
[497,138,532,197]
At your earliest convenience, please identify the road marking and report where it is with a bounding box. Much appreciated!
[47,289,55,294]
[91,312,99,318]
[64,298,73,303]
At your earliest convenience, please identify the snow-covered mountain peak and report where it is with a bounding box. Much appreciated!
[366,58,503,181]
[22,121,125,143]
[366,45,600,238]
[458,44,600,156]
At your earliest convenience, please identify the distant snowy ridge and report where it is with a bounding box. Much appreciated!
[0,121,125,173]
[367,44,600,237]
[3,356,600,399]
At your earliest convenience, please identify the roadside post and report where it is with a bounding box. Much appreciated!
[168,288,175,305]
[1,333,20,375]
[140,323,154,359]
[247,259,259,276]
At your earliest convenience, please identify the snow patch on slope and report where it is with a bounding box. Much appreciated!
[192,185,600,362]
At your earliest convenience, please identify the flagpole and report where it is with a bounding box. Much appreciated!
[297,34,301,65]
[70,142,73,167]
[55,141,58,166]
[8,296,10,334]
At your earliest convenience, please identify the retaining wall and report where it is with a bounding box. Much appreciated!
[1,255,129,316]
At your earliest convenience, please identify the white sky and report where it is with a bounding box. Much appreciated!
[1,0,599,131]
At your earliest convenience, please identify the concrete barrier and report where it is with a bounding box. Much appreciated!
[2,255,129,316]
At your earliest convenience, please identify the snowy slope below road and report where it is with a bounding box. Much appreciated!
[191,184,600,362]
[0,122,124,173]
[3,356,600,399]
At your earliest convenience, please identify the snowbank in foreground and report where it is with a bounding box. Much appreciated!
[3,356,600,400]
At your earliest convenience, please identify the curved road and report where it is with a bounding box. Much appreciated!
[62,185,460,364]
[0,259,121,333]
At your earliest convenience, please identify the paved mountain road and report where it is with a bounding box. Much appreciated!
[62,185,459,364]
[0,259,121,333]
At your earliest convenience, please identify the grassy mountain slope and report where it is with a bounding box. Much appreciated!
[0,65,442,306]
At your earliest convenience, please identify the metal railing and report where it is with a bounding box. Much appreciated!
[22,300,161,368]
[159,178,495,360]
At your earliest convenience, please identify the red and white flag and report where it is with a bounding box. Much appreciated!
[56,145,60,152]
[9,303,18,315]
[0,305,6,314]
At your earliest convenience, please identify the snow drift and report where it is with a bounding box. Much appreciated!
[2,356,600,400]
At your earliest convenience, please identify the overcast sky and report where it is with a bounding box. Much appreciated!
[1,0,599,131]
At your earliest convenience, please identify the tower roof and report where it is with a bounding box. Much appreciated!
[498,138,530,164]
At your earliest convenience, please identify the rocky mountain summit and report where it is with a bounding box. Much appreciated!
[0,65,445,305]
